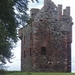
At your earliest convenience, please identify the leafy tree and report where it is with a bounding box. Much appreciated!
[0,0,39,64]
[15,0,38,26]
[0,0,18,64]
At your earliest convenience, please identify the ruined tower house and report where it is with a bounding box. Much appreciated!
[19,0,73,72]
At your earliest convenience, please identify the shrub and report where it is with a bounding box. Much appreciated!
[0,69,6,75]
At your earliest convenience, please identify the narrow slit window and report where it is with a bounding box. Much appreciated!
[41,47,46,55]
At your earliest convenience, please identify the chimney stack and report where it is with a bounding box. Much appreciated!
[63,6,70,16]
[58,4,62,20]
[44,0,51,5]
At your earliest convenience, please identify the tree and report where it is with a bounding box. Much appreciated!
[0,0,18,64]
[15,0,39,26]
[0,0,39,64]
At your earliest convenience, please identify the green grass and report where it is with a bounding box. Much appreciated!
[6,72,75,75]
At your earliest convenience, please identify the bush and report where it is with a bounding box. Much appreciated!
[0,69,6,75]
[8,71,21,73]
[0,64,8,75]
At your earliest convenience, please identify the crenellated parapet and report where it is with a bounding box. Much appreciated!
[32,0,71,22]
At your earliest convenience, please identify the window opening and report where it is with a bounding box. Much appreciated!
[41,47,46,55]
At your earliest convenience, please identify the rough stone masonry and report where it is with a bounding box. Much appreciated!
[19,0,73,72]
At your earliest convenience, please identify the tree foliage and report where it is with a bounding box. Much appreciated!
[0,0,39,64]
[15,0,38,26]
[0,0,18,64]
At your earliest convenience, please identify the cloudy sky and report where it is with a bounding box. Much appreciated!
[6,0,75,72]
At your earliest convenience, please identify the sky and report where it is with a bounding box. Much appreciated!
[6,0,75,73]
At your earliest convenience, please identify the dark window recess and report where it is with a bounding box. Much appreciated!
[41,47,46,55]
[30,48,31,56]
[32,13,34,16]
[24,51,25,58]
[39,19,43,22]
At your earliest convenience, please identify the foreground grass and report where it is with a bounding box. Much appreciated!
[6,72,75,75]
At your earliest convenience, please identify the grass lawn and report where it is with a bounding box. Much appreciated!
[6,72,75,75]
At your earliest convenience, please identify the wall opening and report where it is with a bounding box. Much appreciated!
[41,47,46,55]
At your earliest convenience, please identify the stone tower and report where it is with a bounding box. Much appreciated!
[19,0,73,72]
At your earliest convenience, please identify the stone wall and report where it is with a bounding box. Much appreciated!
[19,25,33,72]
[19,0,73,72]
[31,19,72,72]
